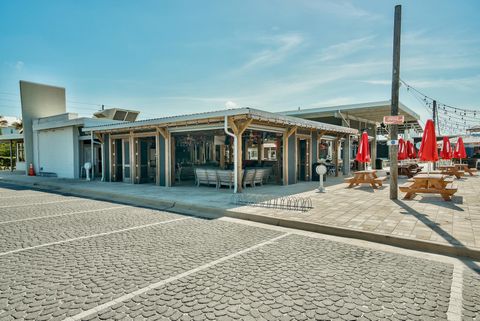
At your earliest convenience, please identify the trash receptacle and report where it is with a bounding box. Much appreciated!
[375,158,383,169]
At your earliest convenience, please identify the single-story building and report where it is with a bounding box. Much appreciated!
[281,100,422,172]
[8,81,357,192]
[83,108,357,191]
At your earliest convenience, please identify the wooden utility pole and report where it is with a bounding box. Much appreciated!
[432,99,438,169]
[389,5,402,200]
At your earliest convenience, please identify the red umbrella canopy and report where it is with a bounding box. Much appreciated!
[440,136,452,160]
[398,138,408,160]
[355,131,370,163]
[406,140,416,159]
[453,137,467,159]
[418,119,439,162]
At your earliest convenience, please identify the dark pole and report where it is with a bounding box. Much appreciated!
[389,5,401,200]
[432,100,437,169]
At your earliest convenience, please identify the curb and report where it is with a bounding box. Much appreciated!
[2,177,479,261]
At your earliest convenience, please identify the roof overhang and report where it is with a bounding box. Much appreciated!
[82,108,358,136]
[0,133,24,142]
[281,100,421,131]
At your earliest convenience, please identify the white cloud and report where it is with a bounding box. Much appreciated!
[236,33,304,73]
[405,75,480,91]
[15,61,24,71]
[300,0,382,20]
[317,36,375,62]
[361,79,390,85]
[225,100,238,109]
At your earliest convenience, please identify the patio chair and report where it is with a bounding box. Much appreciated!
[243,169,256,188]
[207,169,219,188]
[216,170,234,189]
[195,168,209,187]
[253,168,270,186]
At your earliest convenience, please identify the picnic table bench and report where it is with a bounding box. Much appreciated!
[399,173,457,201]
[344,170,387,189]
[437,165,464,179]
[398,163,422,178]
[454,163,477,176]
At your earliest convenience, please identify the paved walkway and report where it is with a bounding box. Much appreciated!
[0,183,479,321]
[236,174,480,251]
[1,170,479,258]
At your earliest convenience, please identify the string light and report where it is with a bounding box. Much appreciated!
[400,78,479,136]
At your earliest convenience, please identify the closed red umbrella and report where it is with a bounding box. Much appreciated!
[418,119,438,162]
[453,137,467,162]
[440,136,452,160]
[355,131,370,169]
[398,138,408,160]
[406,140,416,159]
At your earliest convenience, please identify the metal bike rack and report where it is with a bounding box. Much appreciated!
[231,194,313,212]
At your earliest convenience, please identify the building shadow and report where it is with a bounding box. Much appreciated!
[394,199,480,273]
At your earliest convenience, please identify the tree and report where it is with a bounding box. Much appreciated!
[0,116,7,127]
[12,119,23,133]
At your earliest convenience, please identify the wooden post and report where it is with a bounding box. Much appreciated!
[129,131,136,184]
[389,4,402,200]
[220,145,226,169]
[229,118,253,192]
[155,130,160,186]
[334,138,340,177]
[110,137,115,182]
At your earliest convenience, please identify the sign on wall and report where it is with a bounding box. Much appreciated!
[383,115,405,125]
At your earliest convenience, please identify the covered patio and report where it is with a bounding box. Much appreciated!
[83,108,357,192]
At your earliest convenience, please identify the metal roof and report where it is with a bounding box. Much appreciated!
[0,133,23,142]
[281,100,421,124]
[82,107,357,135]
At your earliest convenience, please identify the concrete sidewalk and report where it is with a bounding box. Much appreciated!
[1,170,479,260]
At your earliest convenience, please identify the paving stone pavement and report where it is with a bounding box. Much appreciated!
[236,175,480,249]
[0,198,123,222]
[0,219,281,321]
[463,268,480,320]
[0,182,479,321]
[0,206,180,252]
[87,234,454,321]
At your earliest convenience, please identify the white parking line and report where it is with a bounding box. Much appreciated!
[0,198,82,208]
[64,232,289,321]
[0,217,189,257]
[447,263,464,321]
[0,206,128,225]
[0,193,49,199]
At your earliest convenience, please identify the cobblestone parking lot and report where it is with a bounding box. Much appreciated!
[0,182,479,321]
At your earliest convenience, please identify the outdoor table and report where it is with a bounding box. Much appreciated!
[398,164,421,178]
[345,170,386,189]
[399,173,457,201]
[454,163,477,176]
[437,165,464,179]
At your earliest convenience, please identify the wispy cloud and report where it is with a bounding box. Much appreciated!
[405,75,480,91]
[361,79,390,86]
[300,0,382,20]
[317,36,376,62]
[235,33,304,73]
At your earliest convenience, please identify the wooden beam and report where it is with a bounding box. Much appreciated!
[236,118,253,136]
[95,133,104,143]
[155,131,160,186]
[286,126,297,138]
[156,127,168,139]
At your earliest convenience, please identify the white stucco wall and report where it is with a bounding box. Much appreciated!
[35,127,76,178]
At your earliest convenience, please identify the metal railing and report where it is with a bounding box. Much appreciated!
[231,193,313,212]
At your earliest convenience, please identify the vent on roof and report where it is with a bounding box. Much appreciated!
[93,108,139,122]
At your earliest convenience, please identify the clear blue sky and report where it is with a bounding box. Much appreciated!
[1,0,479,126]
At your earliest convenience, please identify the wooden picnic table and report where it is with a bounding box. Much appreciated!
[437,165,464,179]
[399,173,457,201]
[454,163,477,176]
[398,163,421,178]
[344,170,387,189]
